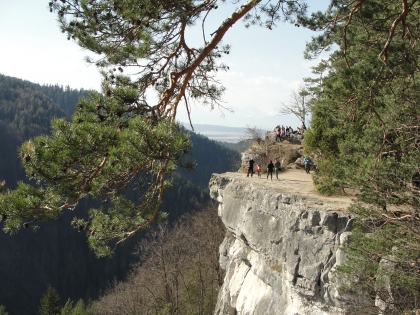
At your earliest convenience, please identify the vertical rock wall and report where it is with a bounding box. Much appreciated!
[209,173,365,315]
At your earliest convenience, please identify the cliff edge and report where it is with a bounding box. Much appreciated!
[209,170,364,315]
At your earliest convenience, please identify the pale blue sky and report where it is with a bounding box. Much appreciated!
[0,0,331,129]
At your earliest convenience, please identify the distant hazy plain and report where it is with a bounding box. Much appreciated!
[182,123,249,143]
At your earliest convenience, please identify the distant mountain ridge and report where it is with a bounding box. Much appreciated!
[183,123,247,132]
[182,123,248,142]
[181,123,269,144]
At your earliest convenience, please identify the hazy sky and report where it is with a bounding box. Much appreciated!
[0,0,330,129]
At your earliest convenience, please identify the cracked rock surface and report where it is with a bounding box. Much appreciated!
[210,170,365,315]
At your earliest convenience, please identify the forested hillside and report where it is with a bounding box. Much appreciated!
[0,74,91,117]
[0,74,89,189]
[0,75,239,315]
[0,75,67,137]
[30,83,91,117]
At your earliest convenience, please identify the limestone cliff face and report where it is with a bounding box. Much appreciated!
[209,172,363,315]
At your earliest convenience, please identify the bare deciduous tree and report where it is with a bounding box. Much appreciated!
[242,125,264,144]
[88,202,225,315]
[279,84,312,127]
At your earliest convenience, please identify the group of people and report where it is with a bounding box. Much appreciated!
[247,155,314,180]
[274,124,307,142]
[247,158,282,180]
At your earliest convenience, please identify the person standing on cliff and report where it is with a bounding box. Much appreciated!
[304,156,312,174]
[256,164,262,179]
[247,158,255,177]
[267,160,274,181]
[274,125,281,142]
[274,158,281,180]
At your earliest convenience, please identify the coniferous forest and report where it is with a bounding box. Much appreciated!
[0,74,239,314]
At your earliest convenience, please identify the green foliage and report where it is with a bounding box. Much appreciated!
[60,299,73,315]
[305,0,420,204]
[71,300,87,315]
[334,211,420,313]
[39,286,61,315]
[40,290,88,315]
[47,0,309,120]
[304,0,420,312]
[0,91,193,256]
[52,0,231,110]
[0,74,90,191]
[0,306,8,315]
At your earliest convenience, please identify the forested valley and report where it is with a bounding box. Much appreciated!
[0,74,238,315]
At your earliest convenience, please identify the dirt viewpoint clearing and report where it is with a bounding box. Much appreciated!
[221,169,353,213]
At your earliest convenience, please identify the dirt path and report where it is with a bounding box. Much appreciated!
[222,169,354,212]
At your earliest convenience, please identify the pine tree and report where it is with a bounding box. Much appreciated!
[71,300,87,315]
[59,299,87,315]
[303,0,420,312]
[0,0,308,256]
[59,299,72,315]
[39,286,61,315]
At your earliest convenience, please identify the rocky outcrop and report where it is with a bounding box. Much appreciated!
[265,131,304,144]
[210,172,365,315]
[241,153,263,172]
[240,135,302,173]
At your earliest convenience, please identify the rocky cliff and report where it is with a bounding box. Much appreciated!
[209,171,364,315]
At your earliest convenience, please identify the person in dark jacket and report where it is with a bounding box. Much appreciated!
[247,158,255,177]
[304,156,312,174]
[267,160,274,181]
[274,158,281,180]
